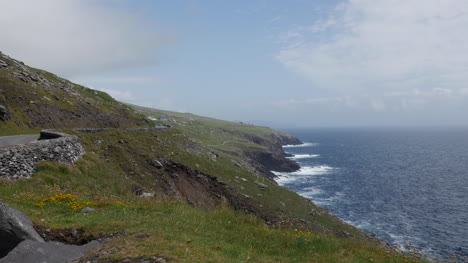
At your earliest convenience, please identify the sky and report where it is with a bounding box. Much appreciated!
[1,0,468,128]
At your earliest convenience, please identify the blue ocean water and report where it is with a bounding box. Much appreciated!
[274,128,468,260]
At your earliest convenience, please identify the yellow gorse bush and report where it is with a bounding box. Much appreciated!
[33,193,95,211]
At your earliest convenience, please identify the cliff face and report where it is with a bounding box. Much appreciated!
[222,129,301,179]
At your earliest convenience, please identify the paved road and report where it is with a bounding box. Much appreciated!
[0,135,39,148]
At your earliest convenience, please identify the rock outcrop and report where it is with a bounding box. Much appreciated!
[227,131,302,179]
[0,105,8,121]
[0,240,100,263]
[0,202,44,258]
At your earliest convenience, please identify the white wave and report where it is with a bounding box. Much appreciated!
[291,165,335,176]
[287,154,320,160]
[273,165,336,185]
[283,142,319,148]
[298,187,323,198]
[313,192,344,206]
[387,233,419,252]
[344,220,375,230]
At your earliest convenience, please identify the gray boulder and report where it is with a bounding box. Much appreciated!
[0,202,44,257]
[0,240,100,263]
[255,181,268,190]
[147,159,163,169]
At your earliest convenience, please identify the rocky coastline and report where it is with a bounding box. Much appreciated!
[242,132,302,180]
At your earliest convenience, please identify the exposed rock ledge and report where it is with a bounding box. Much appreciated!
[221,129,302,179]
[0,201,99,262]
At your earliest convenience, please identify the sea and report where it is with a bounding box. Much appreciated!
[273,127,468,260]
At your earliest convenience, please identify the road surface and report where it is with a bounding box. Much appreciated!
[0,134,39,148]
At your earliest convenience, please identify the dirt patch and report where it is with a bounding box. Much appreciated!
[34,225,96,245]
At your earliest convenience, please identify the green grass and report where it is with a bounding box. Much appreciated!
[0,160,428,262]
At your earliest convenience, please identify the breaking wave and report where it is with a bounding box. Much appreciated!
[273,165,335,185]
[287,154,320,160]
[283,142,319,148]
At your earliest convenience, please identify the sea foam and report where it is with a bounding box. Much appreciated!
[273,165,335,185]
[283,142,319,148]
[287,154,320,160]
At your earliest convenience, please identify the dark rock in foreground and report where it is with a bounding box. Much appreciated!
[0,202,43,257]
[0,105,8,121]
[0,240,100,263]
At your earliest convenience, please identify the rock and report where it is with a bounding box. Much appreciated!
[140,192,155,198]
[255,181,268,190]
[0,202,44,257]
[147,159,163,169]
[0,105,9,121]
[0,60,7,68]
[217,180,226,185]
[29,75,38,82]
[240,177,248,182]
[81,207,96,213]
[308,209,316,216]
[0,240,100,263]
[17,76,28,83]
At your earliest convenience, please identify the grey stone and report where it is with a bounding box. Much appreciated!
[147,159,163,169]
[0,240,100,263]
[140,192,155,198]
[0,202,44,257]
[17,76,28,83]
[29,75,38,82]
[0,60,7,68]
[81,207,96,213]
[255,181,268,190]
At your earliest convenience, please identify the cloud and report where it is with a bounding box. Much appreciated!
[274,86,468,114]
[277,0,468,95]
[0,0,173,77]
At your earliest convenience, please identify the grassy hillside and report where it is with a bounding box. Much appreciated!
[0,52,149,135]
[0,53,433,262]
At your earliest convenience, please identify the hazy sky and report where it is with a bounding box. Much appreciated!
[1,0,468,127]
